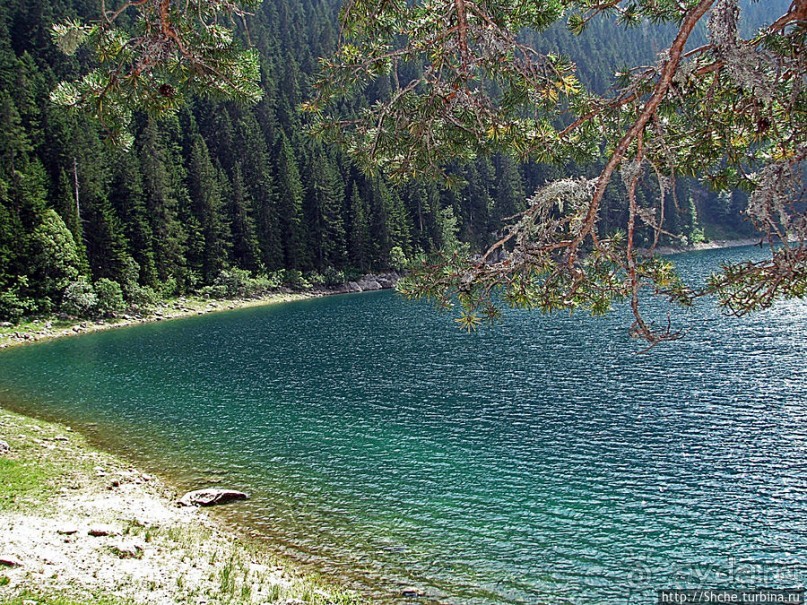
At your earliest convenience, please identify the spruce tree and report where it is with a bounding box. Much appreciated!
[187,135,232,283]
[110,150,158,287]
[234,113,283,270]
[303,147,347,269]
[138,119,189,290]
[347,185,371,271]
[274,133,309,270]
[228,163,263,274]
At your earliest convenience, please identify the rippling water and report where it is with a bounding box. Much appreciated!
[1,245,805,604]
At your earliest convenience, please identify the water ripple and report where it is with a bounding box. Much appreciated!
[0,246,805,604]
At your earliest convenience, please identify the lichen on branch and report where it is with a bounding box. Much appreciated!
[312,0,806,345]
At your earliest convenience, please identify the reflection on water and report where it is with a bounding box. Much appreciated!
[0,246,805,604]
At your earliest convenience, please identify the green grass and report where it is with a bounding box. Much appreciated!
[0,410,102,515]
[0,458,57,512]
[0,411,71,513]
[219,554,238,596]
[0,591,131,605]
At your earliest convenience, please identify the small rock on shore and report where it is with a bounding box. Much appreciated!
[0,555,22,568]
[177,488,248,507]
[88,524,121,537]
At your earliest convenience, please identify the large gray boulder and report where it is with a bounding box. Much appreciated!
[177,488,248,507]
[328,283,350,295]
[375,273,400,289]
[356,276,382,291]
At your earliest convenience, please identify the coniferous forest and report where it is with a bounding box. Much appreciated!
[0,0,781,322]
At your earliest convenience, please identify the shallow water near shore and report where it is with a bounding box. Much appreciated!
[1,245,806,604]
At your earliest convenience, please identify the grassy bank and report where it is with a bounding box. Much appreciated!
[0,408,361,605]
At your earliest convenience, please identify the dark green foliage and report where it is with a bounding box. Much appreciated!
[274,133,309,269]
[0,0,775,325]
[202,268,282,299]
[0,278,38,322]
[28,208,82,303]
[347,186,371,271]
[302,146,347,269]
[137,119,189,290]
[228,163,263,273]
[187,135,232,282]
[94,278,125,316]
[1,0,430,320]
[490,155,526,228]
[109,149,158,287]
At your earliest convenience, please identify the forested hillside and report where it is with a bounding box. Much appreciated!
[0,0,778,321]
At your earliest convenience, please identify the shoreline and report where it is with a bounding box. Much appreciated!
[0,291,312,350]
[0,275,402,603]
[0,239,766,350]
[0,273,400,351]
[649,237,760,256]
[0,407,363,605]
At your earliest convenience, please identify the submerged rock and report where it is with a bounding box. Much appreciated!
[177,488,248,507]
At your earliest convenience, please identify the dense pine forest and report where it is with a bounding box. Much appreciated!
[0,0,781,322]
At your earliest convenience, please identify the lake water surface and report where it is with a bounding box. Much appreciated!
[1,246,805,604]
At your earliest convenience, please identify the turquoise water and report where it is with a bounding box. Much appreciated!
[1,246,805,604]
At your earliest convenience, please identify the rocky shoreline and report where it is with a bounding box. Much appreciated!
[649,237,760,256]
[0,408,361,605]
[0,272,400,350]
